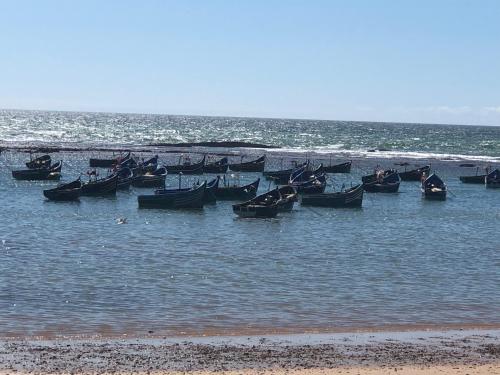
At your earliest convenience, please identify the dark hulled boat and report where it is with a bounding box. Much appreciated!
[165,155,205,174]
[43,179,82,201]
[421,173,447,200]
[459,167,490,184]
[215,178,260,200]
[459,175,488,184]
[228,155,266,172]
[26,154,51,169]
[89,152,130,168]
[322,161,352,173]
[232,198,279,218]
[362,170,401,193]
[81,174,118,196]
[263,162,308,184]
[116,167,134,190]
[399,165,430,181]
[204,157,228,173]
[12,161,62,181]
[204,177,220,203]
[138,181,206,209]
[289,164,326,194]
[131,167,167,188]
[301,184,364,208]
[485,169,500,188]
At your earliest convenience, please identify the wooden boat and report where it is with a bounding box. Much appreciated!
[301,184,364,208]
[363,170,401,193]
[131,167,167,188]
[274,185,298,211]
[459,167,490,184]
[229,155,266,172]
[116,167,134,190]
[89,152,130,168]
[81,174,118,196]
[421,173,447,200]
[459,175,487,183]
[361,169,397,184]
[204,177,220,203]
[136,155,159,174]
[165,155,205,174]
[215,178,260,200]
[263,162,308,184]
[289,164,326,194]
[43,179,82,201]
[26,154,51,169]
[232,197,279,218]
[204,157,228,173]
[12,161,62,181]
[138,181,206,209]
[323,161,352,173]
[399,165,430,181]
[485,169,500,188]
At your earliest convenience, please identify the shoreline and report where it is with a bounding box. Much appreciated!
[2,323,500,341]
[0,328,498,373]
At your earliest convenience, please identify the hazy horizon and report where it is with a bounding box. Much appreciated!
[1,106,499,128]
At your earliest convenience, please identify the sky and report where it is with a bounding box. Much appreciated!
[0,0,499,125]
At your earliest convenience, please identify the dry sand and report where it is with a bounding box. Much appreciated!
[0,329,498,374]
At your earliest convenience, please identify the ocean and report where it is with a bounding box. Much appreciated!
[0,109,498,337]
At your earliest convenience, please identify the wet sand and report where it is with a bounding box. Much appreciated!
[0,329,498,374]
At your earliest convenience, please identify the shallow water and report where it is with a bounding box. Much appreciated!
[0,145,499,337]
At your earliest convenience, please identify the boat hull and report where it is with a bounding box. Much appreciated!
[43,188,81,201]
[81,175,118,196]
[459,175,487,183]
[301,185,364,208]
[363,182,400,193]
[322,161,352,173]
[138,183,206,209]
[232,205,278,218]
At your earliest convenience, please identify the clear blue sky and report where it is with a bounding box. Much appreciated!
[1,0,499,125]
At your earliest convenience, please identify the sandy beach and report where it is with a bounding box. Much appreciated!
[0,329,498,374]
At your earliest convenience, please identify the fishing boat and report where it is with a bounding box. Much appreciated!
[165,155,205,174]
[131,167,167,188]
[215,178,260,200]
[89,152,130,168]
[362,170,401,193]
[274,185,298,211]
[228,155,266,172]
[12,161,62,181]
[203,177,220,203]
[232,196,279,218]
[43,179,82,201]
[204,157,228,173]
[301,184,364,208]
[322,160,352,173]
[26,154,51,169]
[116,167,134,190]
[421,173,447,200]
[136,155,159,174]
[361,168,397,183]
[263,162,308,184]
[485,169,500,188]
[138,181,206,209]
[81,173,118,196]
[399,165,430,181]
[459,167,490,184]
[289,164,326,194]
